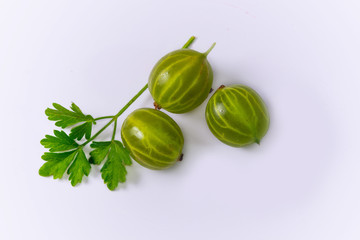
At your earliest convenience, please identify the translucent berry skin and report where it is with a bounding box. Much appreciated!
[205,85,270,147]
[148,49,213,113]
[121,108,184,170]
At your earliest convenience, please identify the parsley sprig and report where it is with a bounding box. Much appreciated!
[39,36,196,190]
[39,83,147,190]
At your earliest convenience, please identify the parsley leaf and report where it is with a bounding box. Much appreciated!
[40,130,78,152]
[67,149,91,186]
[39,151,77,179]
[89,140,131,190]
[45,102,94,128]
[89,141,112,165]
[40,130,91,186]
[45,103,95,140]
[69,122,92,140]
[39,149,91,186]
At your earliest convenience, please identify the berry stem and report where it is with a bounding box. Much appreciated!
[204,42,216,57]
[182,36,196,49]
[81,36,196,147]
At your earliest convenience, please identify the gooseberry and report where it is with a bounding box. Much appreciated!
[148,44,215,113]
[205,85,270,147]
[121,108,184,170]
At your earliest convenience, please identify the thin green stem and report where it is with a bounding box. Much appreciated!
[112,119,117,141]
[114,84,148,118]
[81,84,148,146]
[182,36,195,49]
[81,118,115,146]
[203,42,216,57]
[94,116,114,121]
[81,36,196,147]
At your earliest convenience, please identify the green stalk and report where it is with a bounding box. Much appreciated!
[112,119,118,141]
[182,36,195,49]
[94,116,114,121]
[81,84,148,146]
[204,42,216,57]
[81,36,196,146]
[114,83,149,119]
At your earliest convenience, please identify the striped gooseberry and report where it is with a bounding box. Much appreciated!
[205,84,270,147]
[121,108,184,170]
[148,44,215,113]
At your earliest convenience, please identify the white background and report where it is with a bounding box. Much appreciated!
[1,0,360,239]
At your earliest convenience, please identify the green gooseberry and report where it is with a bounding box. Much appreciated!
[148,44,215,113]
[121,108,184,170]
[205,84,270,147]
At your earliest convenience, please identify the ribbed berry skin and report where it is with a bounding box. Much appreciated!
[121,108,184,170]
[205,85,270,147]
[148,49,213,113]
